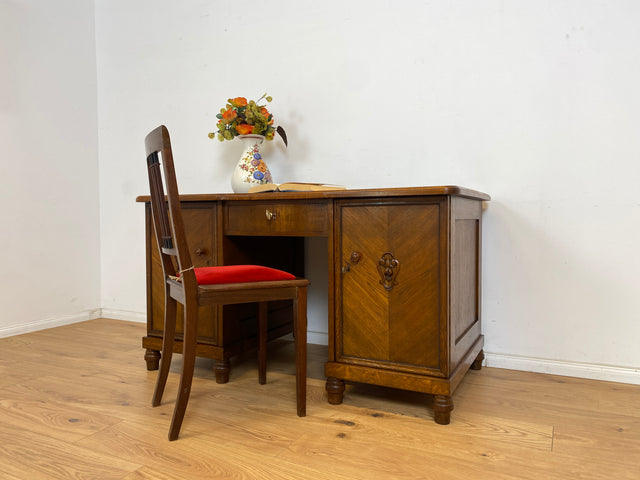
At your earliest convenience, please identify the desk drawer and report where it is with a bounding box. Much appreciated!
[225,202,330,236]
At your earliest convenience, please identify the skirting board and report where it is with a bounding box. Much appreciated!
[484,352,640,386]
[0,309,103,338]
[279,331,328,346]
[100,309,146,323]
[307,332,329,346]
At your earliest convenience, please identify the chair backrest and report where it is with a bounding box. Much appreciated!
[144,126,196,286]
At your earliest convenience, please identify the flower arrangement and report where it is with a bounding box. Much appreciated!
[208,93,287,146]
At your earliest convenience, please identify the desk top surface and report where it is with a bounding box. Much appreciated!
[136,185,490,203]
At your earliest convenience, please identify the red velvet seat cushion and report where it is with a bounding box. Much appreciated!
[193,265,295,285]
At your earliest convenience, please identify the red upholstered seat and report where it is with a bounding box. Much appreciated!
[193,265,296,285]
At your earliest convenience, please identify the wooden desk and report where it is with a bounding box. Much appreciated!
[137,186,490,424]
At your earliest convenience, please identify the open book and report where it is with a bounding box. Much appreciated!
[248,182,346,193]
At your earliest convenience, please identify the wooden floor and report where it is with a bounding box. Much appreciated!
[1,319,639,479]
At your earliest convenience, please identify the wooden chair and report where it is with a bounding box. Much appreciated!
[144,125,309,441]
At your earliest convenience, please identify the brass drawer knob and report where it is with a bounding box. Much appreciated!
[265,209,277,221]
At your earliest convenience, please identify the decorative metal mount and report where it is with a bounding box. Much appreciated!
[377,252,400,291]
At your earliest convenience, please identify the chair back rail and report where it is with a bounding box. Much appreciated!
[144,125,194,284]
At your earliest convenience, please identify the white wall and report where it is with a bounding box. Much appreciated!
[0,0,100,336]
[93,0,639,383]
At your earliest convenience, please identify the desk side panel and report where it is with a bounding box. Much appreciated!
[450,197,483,371]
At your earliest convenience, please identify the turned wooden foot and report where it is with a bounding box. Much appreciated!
[144,349,161,371]
[433,395,454,425]
[326,377,345,405]
[470,349,485,370]
[214,359,230,384]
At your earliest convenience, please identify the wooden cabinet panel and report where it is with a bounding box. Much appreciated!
[450,197,483,370]
[337,199,446,375]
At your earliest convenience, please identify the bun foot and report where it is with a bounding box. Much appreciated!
[326,377,345,405]
[433,395,454,425]
[144,349,160,371]
[470,349,485,370]
[214,359,230,384]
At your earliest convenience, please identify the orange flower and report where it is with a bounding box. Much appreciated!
[221,107,237,121]
[257,161,267,172]
[230,97,248,107]
[260,107,274,125]
[236,124,254,135]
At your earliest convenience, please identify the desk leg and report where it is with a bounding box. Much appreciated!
[214,359,230,384]
[326,377,345,404]
[433,395,454,425]
[470,349,485,370]
[144,349,160,371]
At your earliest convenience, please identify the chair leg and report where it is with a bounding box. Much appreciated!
[294,286,308,417]
[152,292,177,407]
[168,297,198,441]
[258,302,268,385]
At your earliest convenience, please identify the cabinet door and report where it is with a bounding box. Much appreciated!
[148,203,218,343]
[336,199,448,376]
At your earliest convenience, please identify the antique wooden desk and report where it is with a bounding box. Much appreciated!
[137,186,490,424]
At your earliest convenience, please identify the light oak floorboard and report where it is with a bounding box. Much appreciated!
[0,318,638,479]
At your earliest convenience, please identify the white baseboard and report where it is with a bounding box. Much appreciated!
[0,309,103,338]
[99,309,146,323]
[308,331,329,346]
[484,352,640,386]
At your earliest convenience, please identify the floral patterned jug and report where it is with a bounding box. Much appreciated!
[231,135,273,193]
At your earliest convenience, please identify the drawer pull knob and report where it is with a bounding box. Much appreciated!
[265,209,277,221]
[194,248,205,256]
